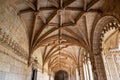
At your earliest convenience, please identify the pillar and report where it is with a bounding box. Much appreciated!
[76,68,79,80]
[87,58,94,80]
[49,74,51,80]
[74,71,76,80]
[68,74,71,80]
[51,76,54,80]
[93,54,107,80]
[85,62,89,80]
[77,67,81,80]
[71,74,74,80]
[80,65,84,80]
[83,63,87,80]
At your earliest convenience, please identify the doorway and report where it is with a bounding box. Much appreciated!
[54,70,68,80]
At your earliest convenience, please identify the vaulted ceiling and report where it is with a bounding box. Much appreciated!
[9,0,119,74]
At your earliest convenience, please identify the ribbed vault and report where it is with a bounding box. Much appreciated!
[9,0,109,75]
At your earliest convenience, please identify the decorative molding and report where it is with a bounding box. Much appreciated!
[99,21,120,53]
[0,49,27,65]
[0,28,28,60]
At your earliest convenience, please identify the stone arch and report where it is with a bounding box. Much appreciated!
[101,25,120,80]
[54,70,68,80]
[93,15,120,54]
[92,15,120,80]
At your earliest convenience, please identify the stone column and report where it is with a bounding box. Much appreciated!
[78,67,81,80]
[71,74,74,80]
[68,75,71,80]
[87,58,94,80]
[76,68,80,80]
[49,74,51,80]
[74,71,76,80]
[80,65,84,80]
[83,63,87,80]
[50,76,54,80]
[71,71,75,80]
[93,54,107,80]
[85,62,90,80]
[86,61,91,80]
[69,68,72,80]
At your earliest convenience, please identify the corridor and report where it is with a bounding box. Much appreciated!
[0,0,120,80]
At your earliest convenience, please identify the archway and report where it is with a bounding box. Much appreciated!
[101,23,120,80]
[54,70,68,80]
[93,15,120,80]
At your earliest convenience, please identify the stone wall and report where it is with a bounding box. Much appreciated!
[37,70,50,80]
[0,1,51,80]
[0,0,32,80]
[0,0,29,54]
[0,45,32,80]
[0,44,53,80]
